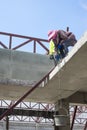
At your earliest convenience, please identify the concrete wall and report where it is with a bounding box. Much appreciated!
[0,121,84,130]
[0,48,54,84]
[0,121,54,130]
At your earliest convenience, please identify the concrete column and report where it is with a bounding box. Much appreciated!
[54,99,70,130]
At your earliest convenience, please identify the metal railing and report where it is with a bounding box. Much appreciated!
[0,31,49,53]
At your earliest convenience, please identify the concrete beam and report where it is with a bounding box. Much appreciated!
[68,91,87,105]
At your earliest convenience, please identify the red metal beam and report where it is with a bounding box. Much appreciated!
[12,39,33,50]
[34,40,36,53]
[0,41,8,49]
[9,36,12,49]
[37,40,49,53]
[0,31,49,53]
[6,116,9,130]
[0,31,48,42]
[71,106,77,130]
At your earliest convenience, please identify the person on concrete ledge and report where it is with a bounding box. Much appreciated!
[48,29,77,61]
[56,29,77,55]
[48,30,67,60]
[49,38,61,61]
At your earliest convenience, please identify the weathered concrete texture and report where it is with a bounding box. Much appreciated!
[0,32,87,103]
[0,48,54,84]
[0,121,84,130]
[0,121,54,130]
[24,32,87,103]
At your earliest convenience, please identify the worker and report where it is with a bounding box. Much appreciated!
[49,38,61,61]
[65,31,77,47]
[48,30,67,60]
[48,30,59,60]
[48,29,77,60]
[55,29,77,58]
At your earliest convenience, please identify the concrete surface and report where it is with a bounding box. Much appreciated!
[0,32,87,103]
[0,121,54,130]
[0,49,54,82]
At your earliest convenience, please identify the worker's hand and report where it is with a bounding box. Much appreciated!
[49,55,54,60]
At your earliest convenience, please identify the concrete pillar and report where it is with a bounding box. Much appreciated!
[54,99,70,130]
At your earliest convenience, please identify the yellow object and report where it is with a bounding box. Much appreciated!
[49,40,55,55]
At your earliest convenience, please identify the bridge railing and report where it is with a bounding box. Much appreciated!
[0,32,49,54]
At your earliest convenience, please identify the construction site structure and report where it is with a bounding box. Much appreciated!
[0,30,87,130]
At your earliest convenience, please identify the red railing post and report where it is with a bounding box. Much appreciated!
[0,31,49,53]
[71,106,77,130]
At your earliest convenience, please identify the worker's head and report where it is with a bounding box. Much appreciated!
[48,30,58,42]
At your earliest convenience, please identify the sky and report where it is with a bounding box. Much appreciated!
[0,0,87,52]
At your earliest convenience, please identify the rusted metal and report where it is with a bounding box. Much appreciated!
[9,36,12,49]
[12,39,33,50]
[0,100,55,123]
[37,40,49,52]
[0,41,8,49]
[6,116,9,130]
[0,31,49,53]
[0,31,48,42]
[34,40,36,53]
[71,106,77,130]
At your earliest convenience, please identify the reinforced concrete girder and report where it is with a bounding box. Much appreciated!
[68,91,87,105]
[0,32,87,104]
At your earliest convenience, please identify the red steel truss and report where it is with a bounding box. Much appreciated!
[0,100,87,126]
[0,31,49,54]
[0,100,54,124]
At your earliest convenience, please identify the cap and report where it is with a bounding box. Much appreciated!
[48,30,58,41]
